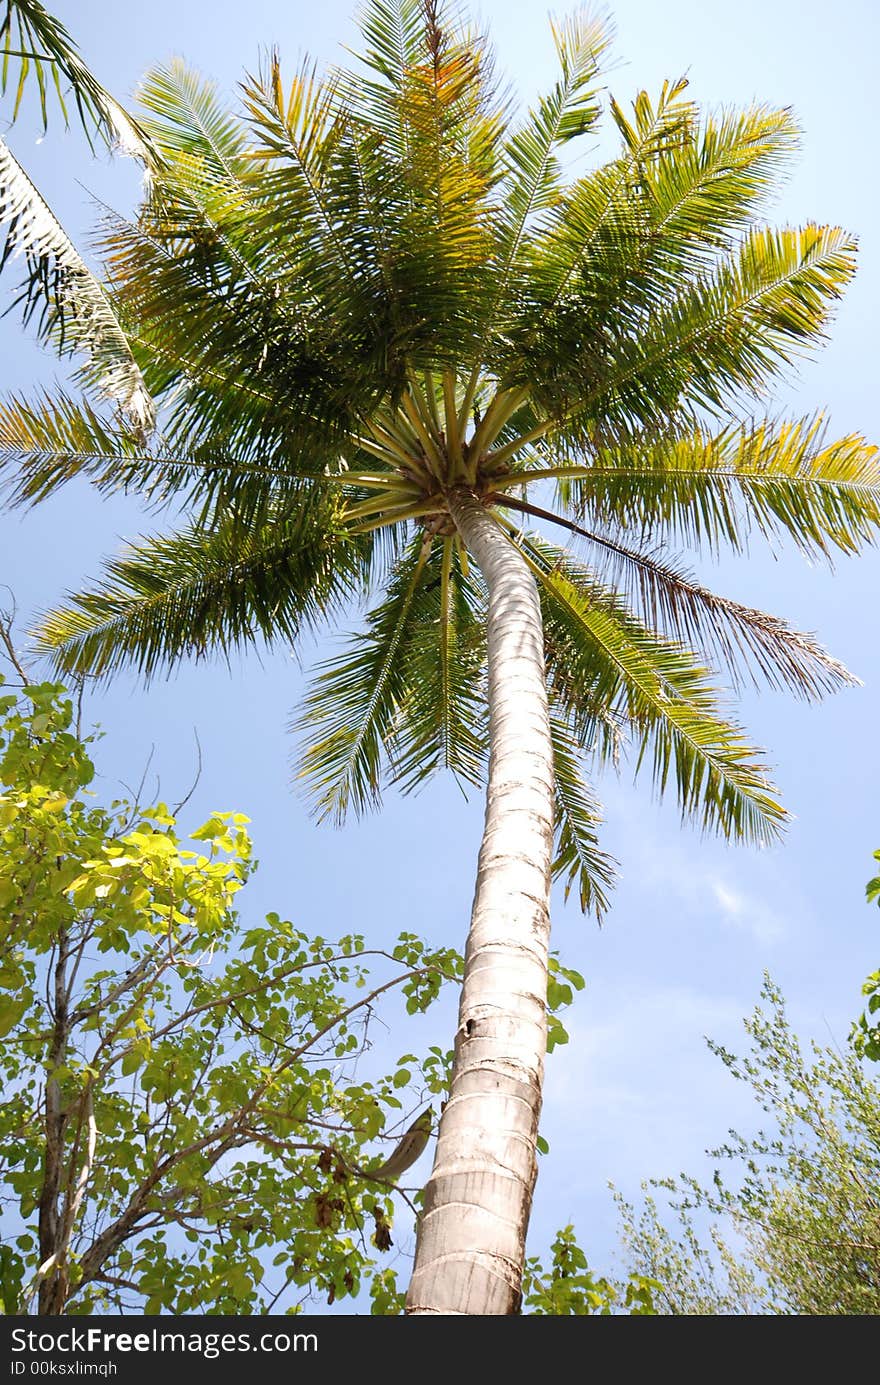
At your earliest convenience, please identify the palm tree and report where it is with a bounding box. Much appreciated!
[0,1,155,429]
[1,0,878,1314]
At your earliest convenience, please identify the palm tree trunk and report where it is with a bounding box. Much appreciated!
[406,489,555,1315]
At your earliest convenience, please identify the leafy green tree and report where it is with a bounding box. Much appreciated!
[522,1225,657,1315]
[612,1192,769,1315]
[0,671,467,1314]
[615,977,880,1315]
[1,0,878,1312]
[371,1224,660,1315]
[853,851,880,1062]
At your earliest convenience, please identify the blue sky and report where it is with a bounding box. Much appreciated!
[2,0,879,1291]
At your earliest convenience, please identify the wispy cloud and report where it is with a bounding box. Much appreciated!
[606,810,792,946]
[707,877,786,944]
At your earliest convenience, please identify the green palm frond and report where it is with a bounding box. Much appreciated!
[545,416,880,559]
[496,491,856,699]
[337,0,502,364]
[136,60,283,293]
[100,207,380,463]
[246,55,480,379]
[241,54,368,297]
[519,532,787,845]
[492,9,610,302]
[32,494,360,682]
[1,0,153,156]
[0,389,339,509]
[0,140,153,429]
[388,535,487,792]
[520,74,696,317]
[297,535,434,822]
[346,0,428,157]
[638,104,798,257]
[0,390,156,503]
[581,223,856,431]
[550,712,616,919]
[104,57,428,458]
[348,0,501,196]
[136,58,247,172]
[509,86,796,387]
[97,208,301,458]
[507,101,799,399]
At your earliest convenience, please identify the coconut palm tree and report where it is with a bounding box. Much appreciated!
[1,0,878,1315]
[0,1,155,428]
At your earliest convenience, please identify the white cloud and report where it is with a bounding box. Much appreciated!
[708,876,786,945]
[612,824,791,946]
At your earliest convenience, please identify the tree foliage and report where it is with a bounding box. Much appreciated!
[615,976,880,1315]
[854,851,880,1062]
[0,676,466,1314]
[522,1225,658,1315]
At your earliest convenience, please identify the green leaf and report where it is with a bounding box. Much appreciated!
[0,994,26,1037]
[120,1049,143,1077]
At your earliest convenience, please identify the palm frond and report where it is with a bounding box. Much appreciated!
[0,389,156,504]
[574,223,857,431]
[335,0,502,366]
[99,195,382,462]
[502,101,798,401]
[523,74,696,314]
[347,0,428,156]
[0,139,153,429]
[497,491,857,700]
[136,58,247,174]
[133,61,316,358]
[112,60,410,454]
[388,534,488,792]
[575,532,857,700]
[641,104,798,256]
[136,59,287,288]
[95,206,294,454]
[241,53,363,294]
[32,494,360,681]
[297,535,433,822]
[493,9,610,301]
[0,388,357,511]
[1,0,153,157]
[550,712,616,918]
[518,532,788,845]
[551,416,880,560]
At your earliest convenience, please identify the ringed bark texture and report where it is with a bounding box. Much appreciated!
[406,490,555,1315]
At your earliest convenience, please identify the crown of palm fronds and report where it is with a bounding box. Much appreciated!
[3,0,878,918]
